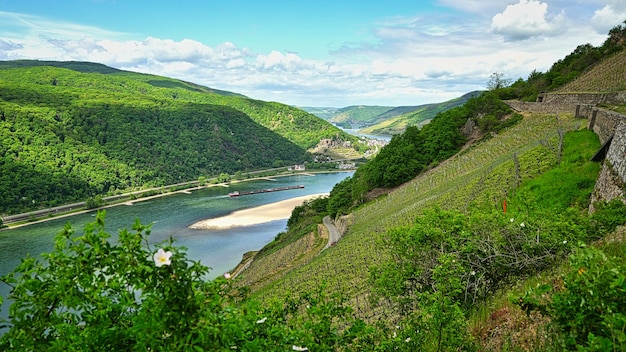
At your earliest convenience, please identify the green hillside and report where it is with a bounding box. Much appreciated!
[231,23,626,349]
[0,62,357,214]
[0,61,356,150]
[360,91,482,135]
[303,92,481,136]
[2,23,626,352]
[328,105,394,127]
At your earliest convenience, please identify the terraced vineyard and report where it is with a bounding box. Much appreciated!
[234,224,327,292]
[239,112,589,324]
[557,50,626,93]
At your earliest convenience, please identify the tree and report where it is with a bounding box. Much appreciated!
[486,72,512,90]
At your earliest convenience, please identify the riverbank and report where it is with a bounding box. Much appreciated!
[189,193,328,230]
[1,170,348,230]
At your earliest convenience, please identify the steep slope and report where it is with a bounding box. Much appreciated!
[0,64,312,214]
[238,27,626,347]
[298,107,339,120]
[555,50,626,93]
[243,112,588,320]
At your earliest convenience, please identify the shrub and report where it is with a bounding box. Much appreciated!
[0,211,369,351]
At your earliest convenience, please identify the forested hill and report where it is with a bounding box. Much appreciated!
[0,60,355,149]
[0,61,346,215]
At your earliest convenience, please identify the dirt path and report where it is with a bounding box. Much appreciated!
[322,216,341,250]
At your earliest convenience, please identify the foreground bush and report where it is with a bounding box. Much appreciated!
[518,245,626,351]
[0,211,367,351]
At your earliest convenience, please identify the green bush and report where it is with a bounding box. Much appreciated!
[552,246,626,350]
[0,211,369,351]
[517,245,626,351]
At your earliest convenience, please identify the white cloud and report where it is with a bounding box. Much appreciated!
[256,50,304,70]
[490,0,566,40]
[0,6,618,107]
[591,1,626,34]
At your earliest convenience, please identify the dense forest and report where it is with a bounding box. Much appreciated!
[0,63,359,215]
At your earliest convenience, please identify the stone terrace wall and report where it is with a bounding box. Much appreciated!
[539,92,626,105]
[506,92,626,115]
[585,110,626,210]
[505,100,578,114]
[589,120,626,211]
[506,92,626,210]
[584,107,626,144]
[607,122,626,186]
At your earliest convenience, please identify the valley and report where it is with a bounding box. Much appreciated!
[1,20,626,351]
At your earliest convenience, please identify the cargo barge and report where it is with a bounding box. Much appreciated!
[228,184,304,197]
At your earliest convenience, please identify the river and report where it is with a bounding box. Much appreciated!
[0,172,352,318]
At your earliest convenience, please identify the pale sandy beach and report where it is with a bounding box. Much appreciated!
[189,193,328,230]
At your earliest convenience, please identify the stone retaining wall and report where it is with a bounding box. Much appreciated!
[583,109,626,210]
[539,92,626,105]
[586,107,626,144]
[507,93,626,210]
[505,101,577,114]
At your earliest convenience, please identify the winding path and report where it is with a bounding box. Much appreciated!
[322,216,341,250]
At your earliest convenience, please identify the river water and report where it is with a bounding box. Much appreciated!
[0,172,352,318]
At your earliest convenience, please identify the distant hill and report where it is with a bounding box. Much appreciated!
[302,92,482,136]
[298,107,339,120]
[0,61,353,150]
[360,91,483,135]
[326,105,395,127]
[0,61,358,214]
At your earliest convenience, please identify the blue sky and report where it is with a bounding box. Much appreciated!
[0,0,625,107]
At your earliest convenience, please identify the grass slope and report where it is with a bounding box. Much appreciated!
[238,112,589,322]
[329,105,395,126]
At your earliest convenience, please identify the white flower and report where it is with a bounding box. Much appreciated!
[292,346,308,351]
[563,240,568,245]
[153,248,173,267]
[510,218,514,223]
[520,222,525,228]
[224,272,232,279]
[405,337,411,343]
[470,270,476,276]
[256,317,267,324]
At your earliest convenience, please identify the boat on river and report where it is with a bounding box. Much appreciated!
[228,185,304,197]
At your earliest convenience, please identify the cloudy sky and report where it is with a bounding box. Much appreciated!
[0,0,625,107]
